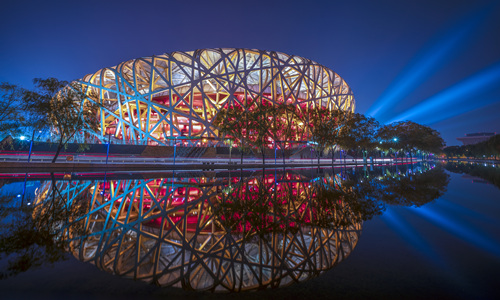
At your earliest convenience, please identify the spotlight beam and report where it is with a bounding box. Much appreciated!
[387,61,500,124]
[367,8,488,119]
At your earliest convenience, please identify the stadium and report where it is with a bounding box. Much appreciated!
[76,48,355,148]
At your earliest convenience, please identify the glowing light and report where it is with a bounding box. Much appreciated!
[367,7,488,119]
[381,208,444,265]
[388,61,500,124]
[412,206,500,258]
[20,136,26,141]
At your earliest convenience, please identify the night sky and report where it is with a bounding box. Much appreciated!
[1,0,499,146]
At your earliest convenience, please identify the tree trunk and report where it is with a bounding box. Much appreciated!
[52,139,65,163]
[331,146,335,166]
[261,146,265,166]
[282,141,286,166]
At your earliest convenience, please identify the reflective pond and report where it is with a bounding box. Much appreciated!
[0,162,499,299]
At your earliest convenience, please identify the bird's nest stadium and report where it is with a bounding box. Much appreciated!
[76,48,355,147]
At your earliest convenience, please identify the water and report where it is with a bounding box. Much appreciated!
[0,162,499,299]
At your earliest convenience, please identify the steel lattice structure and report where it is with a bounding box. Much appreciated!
[34,173,362,292]
[77,48,355,146]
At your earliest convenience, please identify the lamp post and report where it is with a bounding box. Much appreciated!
[224,138,232,165]
[105,133,111,165]
[27,129,35,163]
[173,137,177,166]
[393,137,398,164]
[21,130,38,207]
[274,140,277,166]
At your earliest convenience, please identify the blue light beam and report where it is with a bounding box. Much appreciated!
[411,206,500,258]
[381,208,446,267]
[366,8,488,119]
[388,61,500,124]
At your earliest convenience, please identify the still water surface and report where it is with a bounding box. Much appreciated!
[0,162,499,299]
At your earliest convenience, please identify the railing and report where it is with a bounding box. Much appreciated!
[0,154,415,165]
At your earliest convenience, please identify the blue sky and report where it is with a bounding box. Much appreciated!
[1,0,499,146]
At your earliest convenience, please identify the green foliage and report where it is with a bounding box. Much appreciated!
[213,104,253,162]
[21,78,102,162]
[0,83,25,144]
[336,112,379,152]
[214,100,301,162]
[443,134,500,159]
[301,107,341,153]
[377,121,444,155]
[299,108,379,161]
[215,101,445,161]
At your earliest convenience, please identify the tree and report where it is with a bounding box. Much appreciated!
[377,121,444,161]
[216,100,287,165]
[302,108,378,165]
[298,107,347,165]
[336,112,379,162]
[304,107,336,163]
[443,134,500,160]
[0,83,25,144]
[22,78,102,163]
[268,103,301,164]
[213,103,252,164]
[215,101,306,165]
[246,100,280,164]
[443,146,463,159]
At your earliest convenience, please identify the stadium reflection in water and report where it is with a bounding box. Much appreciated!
[32,163,448,292]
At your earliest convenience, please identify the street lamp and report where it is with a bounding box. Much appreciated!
[392,137,399,163]
[274,140,277,165]
[224,139,233,164]
[173,136,178,166]
[229,139,233,165]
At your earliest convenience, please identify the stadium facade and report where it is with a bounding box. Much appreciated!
[76,48,355,147]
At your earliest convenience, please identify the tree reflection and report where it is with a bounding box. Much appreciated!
[0,176,88,278]
[343,165,450,208]
[444,161,500,190]
[212,173,362,241]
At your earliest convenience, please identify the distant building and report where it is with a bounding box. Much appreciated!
[457,132,496,145]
